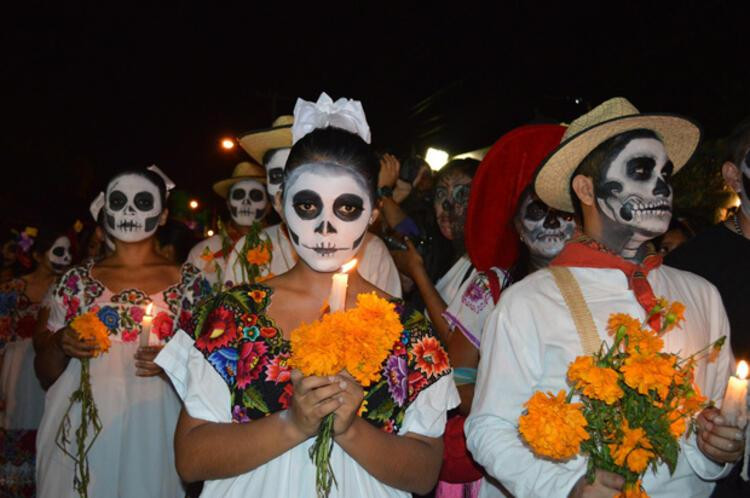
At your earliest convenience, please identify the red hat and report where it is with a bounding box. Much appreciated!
[465,124,566,272]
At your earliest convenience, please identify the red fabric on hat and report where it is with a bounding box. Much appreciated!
[465,124,566,272]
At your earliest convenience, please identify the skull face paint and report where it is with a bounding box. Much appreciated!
[433,171,472,242]
[46,236,72,274]
[518,192,576,260]
[265,148,291,201]
[104,173,163,243]
[283,163,373,272]
[228,179,268,226]
[595,137,674,244]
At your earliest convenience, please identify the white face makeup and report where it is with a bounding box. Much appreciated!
[595,137,674,241]
[283,163,373,272]
[46,236,71,274]
[265,148,291,201]
[228,179,268,226]
[518,193,576,259]
[104,173,163,243]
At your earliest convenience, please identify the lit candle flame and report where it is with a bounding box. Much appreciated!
[340,259,358,274]
[145,303,154,316]
[737,360,749,380]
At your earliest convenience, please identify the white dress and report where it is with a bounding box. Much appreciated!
[155,283,459,497]
[251,223,403,297]
[466,265,734,498]
[35,261,209,498]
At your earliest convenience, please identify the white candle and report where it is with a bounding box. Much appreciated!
[328,259,358,313]
[721,360,748,428]
[140,303,154,347]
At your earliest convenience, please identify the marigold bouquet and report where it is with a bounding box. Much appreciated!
[289,292,403,498]
[519,299,725,497]
[56,309,112,498]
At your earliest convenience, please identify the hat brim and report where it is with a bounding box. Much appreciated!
[213,175,266,199]
[238,125,293,164]
[535,114,701,213]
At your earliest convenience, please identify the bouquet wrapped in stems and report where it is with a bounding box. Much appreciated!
[289,293,403,498]
[55,309,112,498]
[519,298,725,498]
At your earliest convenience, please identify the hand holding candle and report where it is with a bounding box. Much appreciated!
[328,259,358,313]
[140,303,154,348]
[721,360,749,428]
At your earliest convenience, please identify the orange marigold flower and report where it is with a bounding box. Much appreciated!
[621,353,676,399]
[608,421,654,473]
[246,245,271,266]
[616,481,648,498]
[626,328,664,356]
[519,390,589,460]
[607,313,641,337]
[663,301,686,332]
[669,416,687,438]
[567,356,624,405]
[70,311,111,356]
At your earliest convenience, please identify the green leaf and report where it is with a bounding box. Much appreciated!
[366,399,395,423]
[242,386,270,414]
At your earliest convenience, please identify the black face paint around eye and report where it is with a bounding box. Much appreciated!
[292,190,323,220]
[249,189,264,202]
[269,168,284,185]
[231,188,246,201]
[333,193,364,222]
[109,191,127,211]
[134,191,155,211]
[52,247,65,257]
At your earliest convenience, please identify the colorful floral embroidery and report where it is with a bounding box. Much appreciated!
[191,284,451,432]
[0,280,42,349]
[52,262,208,344]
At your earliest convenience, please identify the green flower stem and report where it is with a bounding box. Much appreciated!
[55,358,103,498]
[309,413,337,498]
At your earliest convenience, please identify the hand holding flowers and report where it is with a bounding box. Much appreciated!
[288,369,345,439]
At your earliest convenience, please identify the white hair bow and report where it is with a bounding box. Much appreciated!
[89,192,105,221]
[147,164,176,197]
[292,92,371,145]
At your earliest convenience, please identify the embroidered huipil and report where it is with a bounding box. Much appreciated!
[156,283,459,497]
[465,265,734,498]
[35,261,210,498]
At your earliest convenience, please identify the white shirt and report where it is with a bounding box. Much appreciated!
[254,224,403,298]
[156,331,459,497]
[187,232,272,288]
[465,265,733,498]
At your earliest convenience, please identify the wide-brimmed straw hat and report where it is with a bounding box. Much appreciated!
[238,115,294,164]
[535,97,701,213]
[213,161,266,198]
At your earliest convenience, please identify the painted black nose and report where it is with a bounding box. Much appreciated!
[442,200,453,213]
[543,213,561,229]
[653,177,671,197]
[314,221,337,235]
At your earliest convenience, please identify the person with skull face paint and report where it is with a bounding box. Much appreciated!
[666,117,750,497]
[33,168,210,498]
[155,95,459,497]
[186,161,272,289]
[466,98,742,498]
[0,224,71,496]
[235,107,402,297]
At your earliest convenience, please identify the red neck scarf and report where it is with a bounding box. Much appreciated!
[550,236,663,330]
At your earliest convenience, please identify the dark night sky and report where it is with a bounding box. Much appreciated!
[2,2,749,227]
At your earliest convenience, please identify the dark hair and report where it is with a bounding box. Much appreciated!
[155,219,197,264]
[434,158,480,185]
[726,116,750,165]
[32,224,68,257]
[106,169,169,208]
[285,127,379,200]
[569,129,660,218]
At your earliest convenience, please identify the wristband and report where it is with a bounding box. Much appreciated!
[377,186,394,199]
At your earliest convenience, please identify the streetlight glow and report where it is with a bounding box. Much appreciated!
[221,138,235,150]
[189,200,199,210]
[207,229,215,237]
[425,147,449,171]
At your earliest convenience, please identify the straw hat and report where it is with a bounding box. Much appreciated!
[466,124,566,272]
[213,162,266,198]
[534,97,701,213]
[238,115,294,164]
